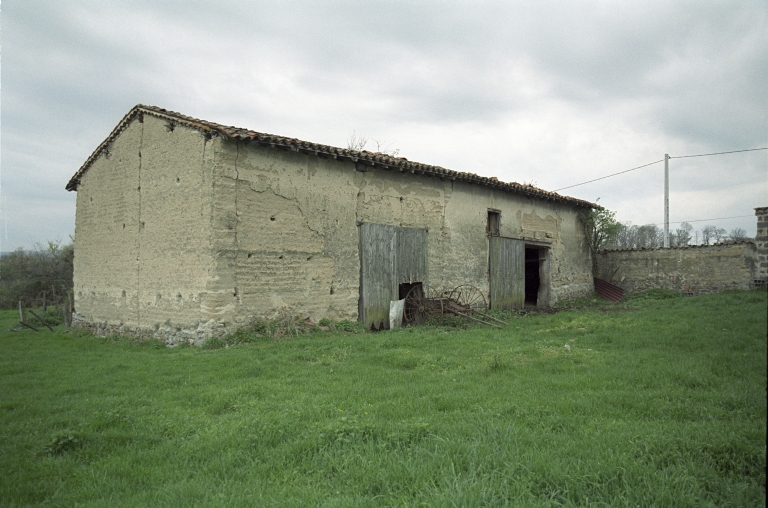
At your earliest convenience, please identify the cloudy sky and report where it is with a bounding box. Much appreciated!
[1,0,766,251]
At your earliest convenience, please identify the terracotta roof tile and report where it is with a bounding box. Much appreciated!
[66,104,597,208]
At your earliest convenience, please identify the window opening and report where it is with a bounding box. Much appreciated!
[487,210,501,236]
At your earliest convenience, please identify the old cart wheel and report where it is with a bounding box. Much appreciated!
[404,285,443,324]
[448,285,488,312]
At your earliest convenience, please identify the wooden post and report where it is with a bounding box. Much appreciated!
[42,292,47,312]
[62,304,70,327]
[19,321,40,332]
[29,309,55,332]
[19,301,25,324]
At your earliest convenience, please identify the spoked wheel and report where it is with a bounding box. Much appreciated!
[403,285,444,324]
[447,285,488,312]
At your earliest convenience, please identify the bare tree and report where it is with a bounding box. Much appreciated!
[728,227,749,242]
[713,227,728,243]
[636,224,662,248]
[347,131,400,156]
[347,131,369,151]
[701,225,719,245]
[608,222,638,249]
[371,138,400,157]
[673,222,693,246]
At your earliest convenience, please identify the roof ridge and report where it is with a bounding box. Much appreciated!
[66,104,596,208]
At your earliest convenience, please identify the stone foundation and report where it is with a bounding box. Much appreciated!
[72,313,225,346]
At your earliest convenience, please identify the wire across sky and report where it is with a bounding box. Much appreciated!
[553,147,767,192]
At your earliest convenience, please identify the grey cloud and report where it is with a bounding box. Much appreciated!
[1,0,765,250]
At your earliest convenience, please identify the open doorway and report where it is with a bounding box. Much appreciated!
[525,248,540,306]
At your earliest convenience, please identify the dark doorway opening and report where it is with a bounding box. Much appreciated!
[399,282,422,300]
[525,248,540,305]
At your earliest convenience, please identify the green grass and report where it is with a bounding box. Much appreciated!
[1,290,765,507]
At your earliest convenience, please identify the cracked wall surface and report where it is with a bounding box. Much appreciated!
[74,119,594,341]
[210,140,593,328]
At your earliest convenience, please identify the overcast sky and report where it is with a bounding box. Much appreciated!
[1,0,766,251]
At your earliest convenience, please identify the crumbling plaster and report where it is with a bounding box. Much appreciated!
[211,137,593,329]
[73,117,594,342]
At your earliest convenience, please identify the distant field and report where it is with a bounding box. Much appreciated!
[1,290,765,507]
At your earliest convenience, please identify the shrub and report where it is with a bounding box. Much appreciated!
[0,240,74,309]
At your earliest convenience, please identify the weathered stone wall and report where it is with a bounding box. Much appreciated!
[209,139,594,329]
[596,243,759,295]
[75,120,594,341]
[73,115,220,344]
[754,207,768,280]
[207,138,361,329]
[440,182,592,303]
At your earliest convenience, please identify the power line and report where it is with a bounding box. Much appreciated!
[553,159,664,192]
[554,147,767,192]
[670,147,767,159]
[643,215,755,226]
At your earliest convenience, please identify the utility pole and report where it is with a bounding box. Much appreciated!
[664,154,670,248]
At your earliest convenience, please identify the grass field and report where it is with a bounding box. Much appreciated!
[1,290,765,507]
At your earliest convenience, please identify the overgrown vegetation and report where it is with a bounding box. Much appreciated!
[203,311,369,350]
[578,204,623,275]
[0,240,73,309]
[1,290,765,506]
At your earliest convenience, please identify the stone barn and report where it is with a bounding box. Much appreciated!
[67,105,595,343]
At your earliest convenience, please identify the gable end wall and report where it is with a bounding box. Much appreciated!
[73,115,219,342]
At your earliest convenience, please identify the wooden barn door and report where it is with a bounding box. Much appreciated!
[359,223,428,329]
[489,237,525,310]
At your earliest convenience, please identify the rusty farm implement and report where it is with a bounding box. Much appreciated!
[402,284,508,328]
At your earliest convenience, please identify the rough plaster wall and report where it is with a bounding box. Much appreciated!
[73,116,217,342]
[441,182,592,305]
[74,120,142,325]
[209,140,360,327]
[76,118,594,338]
[209,141,594,327]
[354,169,448,286]
[596,243,759,295]
[135,116,216,333]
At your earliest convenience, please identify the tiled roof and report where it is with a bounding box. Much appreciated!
[66,104,596,208]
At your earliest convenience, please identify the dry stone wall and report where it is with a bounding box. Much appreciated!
[754,207,768,281]
[596,242,759,296]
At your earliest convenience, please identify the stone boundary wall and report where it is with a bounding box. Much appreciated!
[755,207,768,280]
[596,242,760,296]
